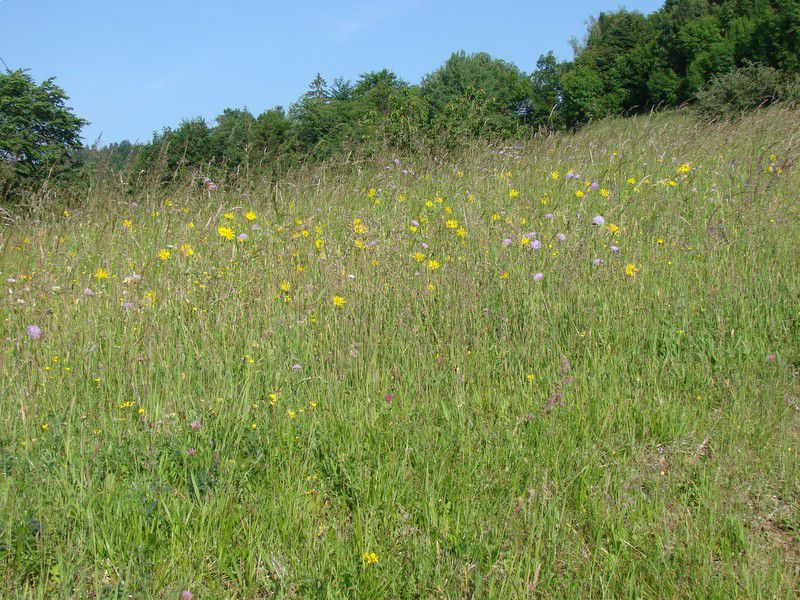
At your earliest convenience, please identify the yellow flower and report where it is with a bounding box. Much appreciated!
[158,249,171,261]
[353,218,368,234]
[94,268,109,280]
[180,244,194,257]
[224,212,235,220]
[575,190,584,198]
[445,219,459,229]
[627,178,637,185]
[287,410,296,420]
[550,171,559,180]
[245,211,257,221]
[269,393,278,406]
[217,227,235,240]
[279,281,291,293]
[607,224,620,234]
[500,271,509,279]
[362,552,379,565]
[509,188,520,199]
[456,227,466,238]
[600,188,610,198]
[427,260,440,271]
[367,188,377,199]
[122,219,133,229]
[332,295,346,308]
[413,252,426,262]
[677,163,691,173]
[625,263,639,277]
[41,423,49,431]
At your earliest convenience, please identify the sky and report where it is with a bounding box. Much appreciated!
[0,0,664,145]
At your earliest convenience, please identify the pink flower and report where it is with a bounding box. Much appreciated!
[181,591,193,600]
[533,272,544,282]
[187,447,196,457]
[83,287,95,297]
[190,420,201,431]
[767,354,776,363]
[26,325,42,339]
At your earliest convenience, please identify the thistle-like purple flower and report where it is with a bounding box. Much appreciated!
[26,325,42,339]
[530,239,542,250]
[556,233,566,242]
[544,213,554,220]
[590,215,605,226]
[190,420,201,431]
[609,244,620,254]
[533,272,544,282]
[593,258,606,267]
[502,238,513,247]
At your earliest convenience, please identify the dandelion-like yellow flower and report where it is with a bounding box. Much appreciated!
[122,219,133,229]
[217,227,235,241]
[180,244,194,257]
[413,252,426,262]
[279,281,291,292]
[332,295,346,308]
[550,171,559,180]
[427,260,440,271]
[509,189,520,199]
[224,212,235,220]
[158,249,171,261]
[362,552,379,565]
[445,219,459,229]
[94,268,109,280]
[625,263,639,277]
[245,211,257,221]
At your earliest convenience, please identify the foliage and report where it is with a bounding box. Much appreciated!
[696,62,788,118]
[0,70,87,201]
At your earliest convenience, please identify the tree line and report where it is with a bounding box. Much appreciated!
[2,0,799,200]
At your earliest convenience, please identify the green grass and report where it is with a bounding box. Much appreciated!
[1,107,799,598]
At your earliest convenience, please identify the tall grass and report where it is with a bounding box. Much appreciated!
[1,107,799,598]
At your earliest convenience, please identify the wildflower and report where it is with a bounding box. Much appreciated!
[122,301,133,310]
[41,423,49,431]
[122,219,133,229]
[509,188,520,198]
[190,420,201,431]
[767,354,776,363]
[502,238,513,247]
[625,263,639,277]
[27,325,43,339]
[590,181,599,190]
[217,227,235,240]
[627,178,637,185]
[181,591,193,600]
[550,171,559,180]
[187,447,196,457]
[427,260,440,271]
[94,268,109,280]
[332,295,346,308]
[600,188,610,198]
[544,213,554,220]
[445,219,459,229]
[237,233,249,242]
[608,224,620,234]
[384,393,394,403]
[530,239,542,250]
[413,252,426,262]
[157,249,171,261]
[533,272,544,282]
[677,163,691,173]
[224,212,234,220]
[590,215,605,226]
[362,552,379,565]
[292,363,302,370]
[245,211,257,221]
[593,258,606,267]
[575,190,584,198]
[279,281,291,293]
[180,243,194,257]
[609,244,620,254]
[287,410,297,419]
[83,287,95,297]
[556,233,566,241]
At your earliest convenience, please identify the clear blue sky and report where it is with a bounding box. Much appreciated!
[1,0,664,145]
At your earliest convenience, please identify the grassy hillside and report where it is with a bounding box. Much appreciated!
[1,107,799,598]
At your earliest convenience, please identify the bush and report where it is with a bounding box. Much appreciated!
[695,63,786,119]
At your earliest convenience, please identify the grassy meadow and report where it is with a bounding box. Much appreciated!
[1,107,799,598]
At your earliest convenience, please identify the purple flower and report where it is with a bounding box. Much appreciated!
[292,363,302,371]
[767,354,776,363]
[502,238,513,247]
[190,420,201,431]
[556,233,566,242]
[251,223,259,230]
[590,215,605,226]
[530,239,542,250]
[83,287,95,297]
[411,220,419,227]
[26,325,42,339]
[533,272,544,282]
[421,242,429,250]
[609,244,620,254]
[544,213,554,220]
[593,258,606,267]
[122,301,133,310]
[384,393,394,403]
[401,169,408,175]
[566,171,576,180]
[393,158,400,166]
[237,233,249,242]
[525,231,537,239]
[590,181,599,190]
[187,447,196,457]
[181,591,193,600]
